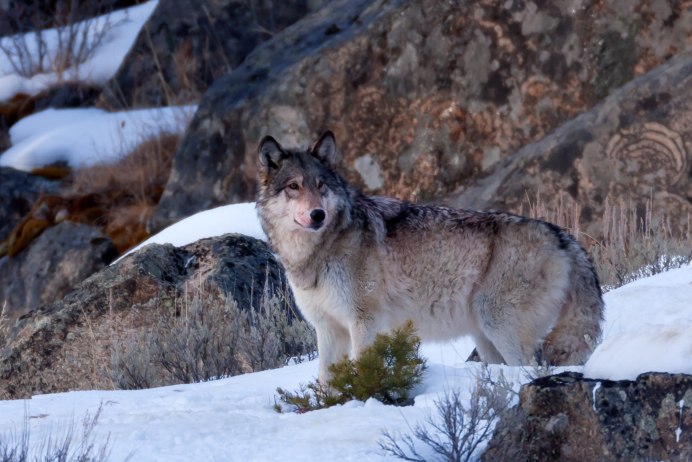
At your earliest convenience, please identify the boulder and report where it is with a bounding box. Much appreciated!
[0,167,60,243]
[0,221,118,320]
[150,0,692,231]
[445,51,692,238]
[483,372,692,461]
[98,0,325,109]
[0,233,296,399]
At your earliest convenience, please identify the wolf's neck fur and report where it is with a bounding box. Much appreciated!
[270,206,354,289]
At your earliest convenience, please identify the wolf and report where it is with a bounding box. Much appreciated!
[256,131,603,383]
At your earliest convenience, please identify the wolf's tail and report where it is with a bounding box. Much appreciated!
[541,238,604,365]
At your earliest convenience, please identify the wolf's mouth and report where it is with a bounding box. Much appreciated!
[294,219,323,232]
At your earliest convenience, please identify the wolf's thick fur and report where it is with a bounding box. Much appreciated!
[257,132,603,383]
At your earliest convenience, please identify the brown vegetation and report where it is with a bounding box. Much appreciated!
[0,132,180,257]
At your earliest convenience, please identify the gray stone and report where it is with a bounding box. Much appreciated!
[483,372,692,461]
[98,0,325,109]
[0,221,118,319]
[149,0,692,232]
[445,52,692,238]
[0,167,60,243]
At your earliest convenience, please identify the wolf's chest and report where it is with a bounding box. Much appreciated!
[286,262,356,325]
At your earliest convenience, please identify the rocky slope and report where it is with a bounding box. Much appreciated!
[150,0,692,231]
[0,234,296,399]
[446,51,692,238]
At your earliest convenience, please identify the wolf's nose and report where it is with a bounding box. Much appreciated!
[310,209,326,224]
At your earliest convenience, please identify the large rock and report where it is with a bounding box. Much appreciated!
[483,372,692,461]
[0,233,296,399]
[150,0,692,231]
[98,0,324,109]
[446,52,692,238]
[0,167,60,242]
[0,221,118,320]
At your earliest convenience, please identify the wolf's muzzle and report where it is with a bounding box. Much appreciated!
[310,209,326,229]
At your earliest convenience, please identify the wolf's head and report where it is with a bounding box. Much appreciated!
[257,131,349,238]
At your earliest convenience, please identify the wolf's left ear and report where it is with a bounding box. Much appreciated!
[258,135,284,171]
[312,131,340,168]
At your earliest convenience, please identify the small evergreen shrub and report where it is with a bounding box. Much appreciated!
[275,321,426,413]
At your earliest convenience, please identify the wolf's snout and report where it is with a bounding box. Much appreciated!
[310,209,326,225]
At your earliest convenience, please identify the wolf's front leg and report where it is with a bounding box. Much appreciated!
[349,320,377,359]
[315,320,351,384]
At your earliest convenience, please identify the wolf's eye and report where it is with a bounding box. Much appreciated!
[317,180,325,189]
[287,182,299,190]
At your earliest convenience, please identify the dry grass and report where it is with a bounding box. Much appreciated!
[521,193,692,291]
[0,402,113,462]
[110,284,316,390]
[70,131,180,253]
[0,131,180,258]
[0,302,8,351]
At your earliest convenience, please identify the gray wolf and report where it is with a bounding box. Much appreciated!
[256,131,603,383]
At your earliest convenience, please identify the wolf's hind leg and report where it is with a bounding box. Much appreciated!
[472,333,506,364]
[473,295,536,366]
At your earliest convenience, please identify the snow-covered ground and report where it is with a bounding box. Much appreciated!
[2,201,690,461]
[1,1,691,459]
[0,1,157,102]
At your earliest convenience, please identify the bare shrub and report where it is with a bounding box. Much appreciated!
[380,366,514,462]
[0,402,114,462]
[244,293,317,371]
[0,301,8,348]
[0,0,121,80]
[111,286,316,390]
[155,295,247,384]
[110,329,158,390]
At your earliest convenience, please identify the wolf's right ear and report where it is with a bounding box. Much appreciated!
[312,131,340,168]
[258,136,284,172]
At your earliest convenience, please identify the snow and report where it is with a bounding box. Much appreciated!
[584,264,692,380]
[116,203,267,262]
[0,1,157,102]
[0,339,523,462]
[0,105,196,170]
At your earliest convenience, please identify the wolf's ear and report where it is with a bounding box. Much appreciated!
[258,136,284,172]
[312,131,340,168]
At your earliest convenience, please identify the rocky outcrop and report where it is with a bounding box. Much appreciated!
[150,0,692,231]
[0,221,117,320]
[483,372,692,461]
[0,167,59,243]
[0,233,295,399]
[446,51,692,238]
[98,0,325,109]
